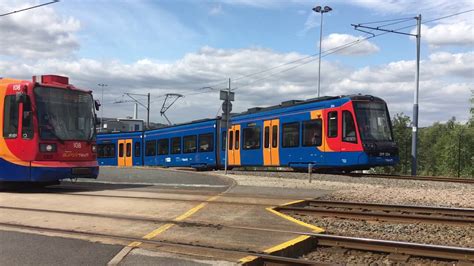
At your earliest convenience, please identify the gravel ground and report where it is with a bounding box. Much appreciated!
[302,246,458,265]
[294,215,474,248]
[212,170,474,265]
[213,171,474,208]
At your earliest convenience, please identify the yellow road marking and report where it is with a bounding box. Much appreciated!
[128,193,222,247]
[238,199,325,264]
[266,207,325,233]
[263,235,311,253]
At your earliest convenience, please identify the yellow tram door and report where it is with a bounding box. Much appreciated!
[125,139,133,167]
[117,140,125,167]
[263,119,280,166]
[227,125,241,166]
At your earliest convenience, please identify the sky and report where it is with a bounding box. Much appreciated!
[0,0,473,126]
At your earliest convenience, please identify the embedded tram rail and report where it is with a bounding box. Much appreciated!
[1,220,473,264]
[276,200,474,225]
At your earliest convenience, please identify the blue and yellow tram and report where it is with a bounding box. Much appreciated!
[97,95,399,171]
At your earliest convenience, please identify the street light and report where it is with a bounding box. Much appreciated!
[97,83,107,131]
[312,5,332,98]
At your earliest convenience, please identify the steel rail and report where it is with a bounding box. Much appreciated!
[0,220,472,262]
[0,222,319,266]
[277,201,474,225]
[306,200,474,217]
[312,234,473,261]
[345,173,474,184]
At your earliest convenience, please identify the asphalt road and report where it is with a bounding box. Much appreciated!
[0,230,122,266]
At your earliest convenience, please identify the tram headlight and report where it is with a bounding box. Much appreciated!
[91,144,97,153]
[40,143,57,153]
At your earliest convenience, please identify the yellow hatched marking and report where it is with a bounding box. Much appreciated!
[266,207,325,233]
[127,241,142,247]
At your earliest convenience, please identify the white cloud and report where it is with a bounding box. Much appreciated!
[0,47,471,126]
[321,34,380,55]
[209,4,223,15]
[414,22,474,48]
[0,1,80,59]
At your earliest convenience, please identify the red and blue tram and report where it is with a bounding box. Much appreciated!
[0,75,99,184]
[97,95,399,171]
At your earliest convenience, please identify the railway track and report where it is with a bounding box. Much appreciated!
[0,220,472,264]
[340,173,474,184]
[276,200,474,225]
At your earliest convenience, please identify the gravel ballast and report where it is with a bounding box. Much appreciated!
[214,171,474,208]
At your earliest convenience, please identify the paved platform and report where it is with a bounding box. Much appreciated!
[0,167,329,265]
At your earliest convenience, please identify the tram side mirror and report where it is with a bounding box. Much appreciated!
[16,92,27,103]
[94,114,101,126]
[94,100,101,111]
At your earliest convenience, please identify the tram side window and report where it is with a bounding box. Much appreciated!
[199,133,214,152]
[134,142,141,157]
[243,127,261,150]
[145,140,156,156]
[221,131,227,151]
[328,111,338,138]
[282,122,299,148]
[3,96,18,138]
[228,131,234,150]
[158,139,169,155]
[126,142,132,157]
[22,96,34,139]
[171,137,181,154]
[343,111,357,143]
[264,126,270,148]
[119,143,124,157]
[303,119,322,147]
[98,144,115,158]
[235,129,240,150]
[272,125,278,148]
[183,135,197,153]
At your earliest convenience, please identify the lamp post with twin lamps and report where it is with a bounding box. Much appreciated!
[312,5,332,98]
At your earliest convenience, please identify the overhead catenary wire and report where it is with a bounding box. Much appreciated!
[0,0,59,17]
[121,9,474,103]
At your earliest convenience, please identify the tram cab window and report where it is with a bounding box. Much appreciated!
[328,111,338,138]
[134,142,141,157]
[171,137,181,154]
[303,119,322,146]
[145,140,156,156]
[183,135,197,153]
[243,127,260,150]
[343,111,357,143]
[158,139,169,155]
[3,95,19,138]
[282,122,299,148]
[199,133,214,152]
[22,96,34,139]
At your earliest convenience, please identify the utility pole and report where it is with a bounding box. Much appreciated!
[352,14,422,176]
[411,14,422,176]
[220,78,234,175]
[114,92,151,128]
[97,83,107,132]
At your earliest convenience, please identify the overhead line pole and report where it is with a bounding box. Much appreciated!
[225,78,231,175]
[352,14,422,176]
